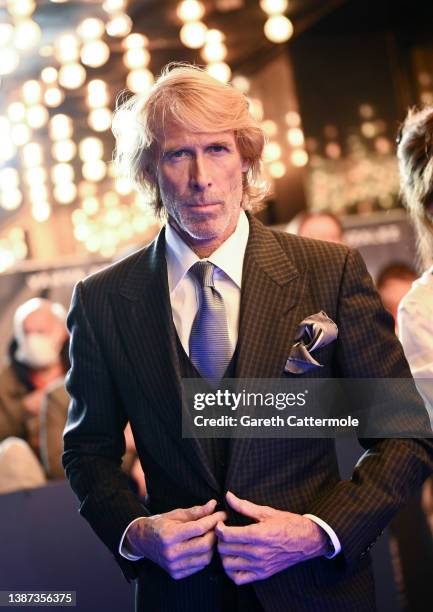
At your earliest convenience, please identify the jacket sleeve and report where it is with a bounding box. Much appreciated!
[62,280,150,582]
[308,248,433,570]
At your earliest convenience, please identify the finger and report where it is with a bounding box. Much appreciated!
[168,499,217,522]
[215,521,256,544]
[170,531,216,561]
[170,564,208,581]
[217,541,261,561]
[225,491,272,521]
[221,554,256,572]
[169,551,213,573]
[171,511,227,543]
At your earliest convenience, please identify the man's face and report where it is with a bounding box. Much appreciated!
[16,306,67,369]
[23,307,67,348]
[299,216,343,244]
[156,123,248,251]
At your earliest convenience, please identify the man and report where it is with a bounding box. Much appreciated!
[0,297,69,455]
[287,210,344,244]
[0,297,68,492]
[63,65,433,611]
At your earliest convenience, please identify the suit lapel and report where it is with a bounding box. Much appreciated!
[226,216,308,489]
[110,227,220,493]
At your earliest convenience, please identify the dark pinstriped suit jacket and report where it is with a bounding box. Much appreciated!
[63,215,433,611]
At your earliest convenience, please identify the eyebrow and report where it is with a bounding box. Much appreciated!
[162,139,234,154]
[207,139,233,147]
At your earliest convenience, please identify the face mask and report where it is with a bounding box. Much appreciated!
[15,333,61,369]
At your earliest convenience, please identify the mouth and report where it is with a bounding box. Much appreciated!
[187,201,222,208]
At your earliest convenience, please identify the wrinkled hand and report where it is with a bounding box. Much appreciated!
[216,491,328,585]
[126,499,227,580]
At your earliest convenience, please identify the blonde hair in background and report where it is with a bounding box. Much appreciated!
[112,63,267,217]
[397,106,433,267]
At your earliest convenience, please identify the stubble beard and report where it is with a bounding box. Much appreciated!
[163,186,242,243]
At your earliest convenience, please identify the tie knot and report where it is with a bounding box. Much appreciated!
[190,261,215,288]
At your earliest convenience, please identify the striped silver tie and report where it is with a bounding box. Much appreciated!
[189,261,232,387]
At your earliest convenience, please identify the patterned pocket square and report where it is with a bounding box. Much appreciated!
[284,311,338,375]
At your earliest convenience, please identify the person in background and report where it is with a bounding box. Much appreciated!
[391,106,433,599]
[0,296,146,497]
[376,263,417,333]
[397,108,433,393]
[287,210,344,244]
[0,298,69,454]
[0,297,69,492]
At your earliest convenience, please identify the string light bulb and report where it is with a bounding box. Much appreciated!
[13,20,41,51]
[264,15,293,43]
[259,0,289,16]
[0,48,20,75]
[176,0,205,22]
[106,14,132,38]
[81,40,110,68]
[58,63,87,89]
[206,62,231,83]
[77,18,105,41]
[180,21,207,49]
[44,87,65,107]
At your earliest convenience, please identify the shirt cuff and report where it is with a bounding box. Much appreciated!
[303,513,342,559]
[118,516,147,561]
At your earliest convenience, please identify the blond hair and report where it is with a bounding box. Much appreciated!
[112,63,266,216]
[397,106,433,267]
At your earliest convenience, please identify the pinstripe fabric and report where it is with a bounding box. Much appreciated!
[63,213,433,611]
[189,261,232,386]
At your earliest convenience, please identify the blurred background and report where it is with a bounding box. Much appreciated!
[0,0,431,263]
[1,0,431,344]
[1,1,433,610]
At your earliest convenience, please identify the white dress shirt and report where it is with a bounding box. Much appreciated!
[119,211,341,560]
[398,266,433,424]
[166,209,249,357]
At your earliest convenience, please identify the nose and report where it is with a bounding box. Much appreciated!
[189,154,211,192]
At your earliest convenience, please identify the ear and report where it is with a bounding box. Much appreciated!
[241,159,249,173]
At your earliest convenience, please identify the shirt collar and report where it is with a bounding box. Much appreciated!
[165,210,250,293]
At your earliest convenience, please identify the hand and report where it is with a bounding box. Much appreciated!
[22,389,45,416]
[216,491,329,585]
[126,499,227,580]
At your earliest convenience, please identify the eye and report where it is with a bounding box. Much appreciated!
[166,149,189,161]
[208,145,229,154]
[171,149,187,159]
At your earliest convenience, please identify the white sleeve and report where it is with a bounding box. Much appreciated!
[303,514,342,559]
[398,297,433,425]
[118,516,147,561]
[398,297,433,378]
